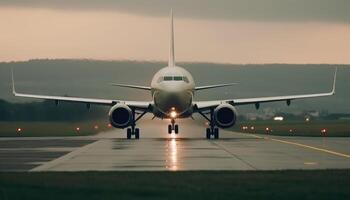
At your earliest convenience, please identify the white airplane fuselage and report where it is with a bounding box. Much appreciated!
[151,65,195,118]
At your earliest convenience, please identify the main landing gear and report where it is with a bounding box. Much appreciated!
[168,119,179,134]
[126,109,148,140]
[199,109,220,139]
[127,126,140,139]
[206,127,219,139]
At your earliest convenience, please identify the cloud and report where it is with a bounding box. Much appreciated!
[1,0,350,23]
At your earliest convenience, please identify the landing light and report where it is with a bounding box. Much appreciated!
[170,111,177,118]
[76,127,80,132]
[16,128,22,133]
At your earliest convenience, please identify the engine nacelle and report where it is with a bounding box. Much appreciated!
[108,104,133,128]
[213,104,237,128]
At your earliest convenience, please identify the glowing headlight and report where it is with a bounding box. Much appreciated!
[170,111,177,118]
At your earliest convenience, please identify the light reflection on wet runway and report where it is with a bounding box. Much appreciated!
[166,137,179,171]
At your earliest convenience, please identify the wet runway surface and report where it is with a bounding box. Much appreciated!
[0,139,96,171]
[1,120,350,171]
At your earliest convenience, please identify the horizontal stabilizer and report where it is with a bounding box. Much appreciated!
[195,83,238,91]
[110,83,151,91]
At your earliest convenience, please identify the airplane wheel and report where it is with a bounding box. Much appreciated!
[214,128,219,139]
[174,125,179,134]
[168,125,172,134]
[206,128,211,139]
[135,128,140,139]
[127,128,132,139]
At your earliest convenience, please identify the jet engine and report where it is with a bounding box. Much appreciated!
[213,103,237,128]
[108,104,133,128]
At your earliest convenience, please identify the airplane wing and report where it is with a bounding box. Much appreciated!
[195,83,238,91]
[11,69,151,111]
[194,68,337,111]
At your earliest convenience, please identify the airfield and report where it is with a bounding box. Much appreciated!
[1,119,350,172]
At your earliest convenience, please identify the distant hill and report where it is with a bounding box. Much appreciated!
[0,99,107,121]
[0,59,348,119]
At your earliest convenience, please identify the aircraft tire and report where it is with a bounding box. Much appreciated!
[127,128,132,139]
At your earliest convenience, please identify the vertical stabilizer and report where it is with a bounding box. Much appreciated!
[169,9,175,67]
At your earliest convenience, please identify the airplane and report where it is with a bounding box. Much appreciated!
[11,10,337,139]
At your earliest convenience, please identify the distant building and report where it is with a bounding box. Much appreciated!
[273,116,284,121]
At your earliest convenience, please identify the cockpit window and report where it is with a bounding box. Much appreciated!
[183,76,189,83]
[173,76,183,81]
[159,76,190,83]
[164,76,173,81]
[157,77,163,83]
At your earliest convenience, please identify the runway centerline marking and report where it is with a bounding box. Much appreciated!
[247,133,350,159]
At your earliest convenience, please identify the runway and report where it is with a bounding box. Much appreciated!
[1,119,350,171]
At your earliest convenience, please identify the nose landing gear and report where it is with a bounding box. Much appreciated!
[168,119,179,134]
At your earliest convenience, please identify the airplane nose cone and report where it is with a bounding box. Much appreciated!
[154,89,193,115]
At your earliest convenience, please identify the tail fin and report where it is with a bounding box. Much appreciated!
[168,9,175,67]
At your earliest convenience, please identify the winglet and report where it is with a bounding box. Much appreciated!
[331,67,338,95]
[168,9,175,67]
[11,67,16,95]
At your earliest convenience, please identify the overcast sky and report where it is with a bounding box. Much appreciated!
[1,0,350,64]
